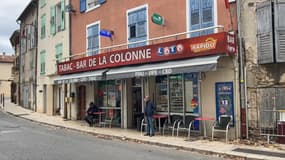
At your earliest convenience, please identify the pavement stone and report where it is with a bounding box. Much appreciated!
[1,101,285,160]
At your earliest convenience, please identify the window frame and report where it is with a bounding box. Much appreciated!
[86,21,100,56]
[40,50,46,75]
[126,4,149,48]
[186,0,217,38]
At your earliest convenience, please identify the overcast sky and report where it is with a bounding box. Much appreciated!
[0,0,30,55]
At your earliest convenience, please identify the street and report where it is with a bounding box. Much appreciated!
[0,111,225,160]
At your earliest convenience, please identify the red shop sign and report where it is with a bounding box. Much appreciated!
[58,32,236,75]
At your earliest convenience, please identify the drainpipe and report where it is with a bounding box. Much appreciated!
[34,1,38,112]
[237,0,248,139]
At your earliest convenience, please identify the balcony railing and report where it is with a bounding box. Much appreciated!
[60,25,225,62]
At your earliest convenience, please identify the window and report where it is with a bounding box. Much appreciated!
[27,24,36,49]
[189,0,214,37]
[155,73,199,114]
[80,0,106,13]
[86,22,99,56]
[20,38,27,54]
[40,14,46,39]
[50,0,65,35]
[98,80,121,108]
[127,6,147,48]
[55,43,63,62]
[40,50,46,74]
[40,0,46,8]
[155,76,168,112]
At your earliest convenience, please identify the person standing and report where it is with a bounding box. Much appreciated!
[144,96,156,137]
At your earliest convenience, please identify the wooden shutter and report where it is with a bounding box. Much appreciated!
[80,0,86,13]
[50,6,56,35]
[275,0,285,62]
[61,0,65,30]
[256,1,274,64]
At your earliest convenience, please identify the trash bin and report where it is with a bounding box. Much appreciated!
[277,121,285,144]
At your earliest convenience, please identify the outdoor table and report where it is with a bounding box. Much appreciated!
[194,117,215,137]
[153,114,168,134]
[92,112,105,126]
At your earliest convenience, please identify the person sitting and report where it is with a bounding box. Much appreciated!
[85,102,99,126]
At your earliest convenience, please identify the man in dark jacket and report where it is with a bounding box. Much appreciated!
[85,102,98,126]
[144,96,156,137]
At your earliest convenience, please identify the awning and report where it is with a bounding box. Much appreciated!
[106,55,220,80]
[54,69,106,84]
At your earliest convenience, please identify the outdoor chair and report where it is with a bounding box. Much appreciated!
[176,115,197,139]
[140,117,148,135]
[100,109,114,128]
[211,115,232,143]
[162,115,182,136]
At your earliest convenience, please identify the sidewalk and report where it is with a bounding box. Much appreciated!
[2,101,285,160]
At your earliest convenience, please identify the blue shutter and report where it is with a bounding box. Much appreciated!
[190,0,201,37]
[201,0,214,35]
[80,0,86,13]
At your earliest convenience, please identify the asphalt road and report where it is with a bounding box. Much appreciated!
[0,111,225,160]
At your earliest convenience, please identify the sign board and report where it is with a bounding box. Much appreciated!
[58,32,236,75]
[151,13,164,26]
[215,82,235,126]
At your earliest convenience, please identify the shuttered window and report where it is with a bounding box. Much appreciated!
[40,50,46,75]
[40,14,46,39]
[127,7,147,48]
[55,43,63,62]
[87,23,99,56]
[50,0,65,36]
[189,0,214,37]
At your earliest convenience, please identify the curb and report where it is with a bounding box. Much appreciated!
[5,110,252,160]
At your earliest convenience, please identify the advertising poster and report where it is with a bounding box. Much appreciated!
[215,82,234,126]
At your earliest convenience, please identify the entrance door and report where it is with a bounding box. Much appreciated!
[132,87,143,129]
[77,85,86,120]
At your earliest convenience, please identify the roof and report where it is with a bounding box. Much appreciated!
[16,0,37,21]
[0,54,14,63]
[9,30,20,47]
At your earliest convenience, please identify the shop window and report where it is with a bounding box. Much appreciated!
[185,73,199,113]
[169,75,183,113]
[86,22,100,56]
[155,76,168,112]
[127,6,147,48]
[189,0,214,37]
[98,80,121,108]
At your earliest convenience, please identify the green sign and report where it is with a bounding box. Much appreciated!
[151,13,164,26]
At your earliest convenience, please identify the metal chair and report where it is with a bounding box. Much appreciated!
[162,115,182,136]
[140,118,147,135]
[177,115,197,139]
[211,115,232,143]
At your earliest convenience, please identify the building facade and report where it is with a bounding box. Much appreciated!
[54,0,240,138]
[10,30,21,104]
[37,0,70,116]
[17,0,38,110]
[0,53,14,97]
[240,0,285,141]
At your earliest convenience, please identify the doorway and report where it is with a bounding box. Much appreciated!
[132,86,143,130]
[77,85,86,120]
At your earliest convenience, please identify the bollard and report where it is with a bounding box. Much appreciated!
[3,94,5,108]
[0,94,2,106]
